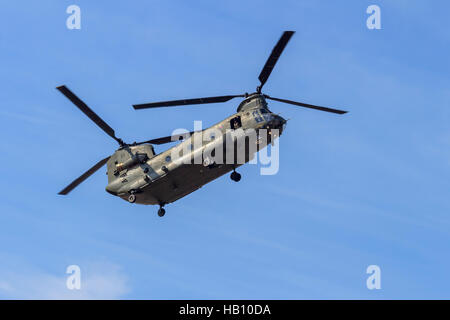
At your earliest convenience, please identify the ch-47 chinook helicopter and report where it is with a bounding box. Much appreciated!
[57,31,347,217]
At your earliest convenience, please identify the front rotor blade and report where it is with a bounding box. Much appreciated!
[58,156,110,195]
[258,31,295,90]
[264,95,348,114]
[133,95,244,110]
[56,85,123,145]
[135,131,197,145]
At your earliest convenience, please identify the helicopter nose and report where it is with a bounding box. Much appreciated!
[271,115,287,130]
[278,115,287,125]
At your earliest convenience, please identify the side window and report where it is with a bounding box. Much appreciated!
[230,116,242,129]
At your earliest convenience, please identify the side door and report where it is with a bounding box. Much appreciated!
[229,116,242,129]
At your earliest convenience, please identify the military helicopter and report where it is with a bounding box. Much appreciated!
[57,31,347,217]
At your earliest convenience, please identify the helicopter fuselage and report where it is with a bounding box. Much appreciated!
[56,31,346,217]
[105,94,286,205]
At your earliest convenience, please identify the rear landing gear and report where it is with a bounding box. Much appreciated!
[230,170,241,182]
[128,194,136,203]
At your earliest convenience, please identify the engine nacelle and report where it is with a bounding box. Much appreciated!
[114,152,148,175]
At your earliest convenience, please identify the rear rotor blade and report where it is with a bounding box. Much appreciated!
[56,85,124,145]
[58,156,110,195]
[258,31,295,91]
[264,95,348,114]
[133,95,245,110]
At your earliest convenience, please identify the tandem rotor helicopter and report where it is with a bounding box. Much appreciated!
[57,31,347,217]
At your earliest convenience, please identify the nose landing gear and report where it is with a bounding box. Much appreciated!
[157,202,166,217]
[158,208,166,217]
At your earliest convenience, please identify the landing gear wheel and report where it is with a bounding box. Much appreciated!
[158,208,166,217]
[128,194,136,203]
[230,171,241,182]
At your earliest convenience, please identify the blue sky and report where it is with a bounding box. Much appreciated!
[0,0,449,299]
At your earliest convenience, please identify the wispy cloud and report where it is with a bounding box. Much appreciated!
[0,260,130,299]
